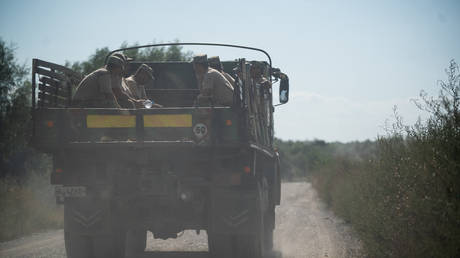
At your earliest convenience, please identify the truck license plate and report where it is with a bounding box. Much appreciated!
[55,186,86,198]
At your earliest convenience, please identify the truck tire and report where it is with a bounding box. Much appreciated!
[64,206,126,258]
[208,233,233,258]
[124,229,147,256]
[234,182,265,258]
[234,231,264,258]
[65,232,91,258]
[208,231,264,258]
[228,184,266,258]
[64,231,125,258]
[208,182,265,258]
[264,204,275,251]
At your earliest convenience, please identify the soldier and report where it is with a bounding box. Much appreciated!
[250,61,271,89]
[123,64,162,108]
[72,54,125,108]
[125,64,151,100]
[192,54,234,106]
[111,52,138,108]
[208,56,236,87]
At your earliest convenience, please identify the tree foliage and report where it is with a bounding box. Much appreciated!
[66,40,193,75]
[0,38,32,179]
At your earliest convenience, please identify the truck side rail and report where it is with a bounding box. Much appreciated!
[32,59,82,109]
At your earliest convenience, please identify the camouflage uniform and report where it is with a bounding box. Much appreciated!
[72,55,125,108]
[193,55,234,106]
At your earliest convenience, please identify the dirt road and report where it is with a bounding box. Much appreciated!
[0,182,362,258]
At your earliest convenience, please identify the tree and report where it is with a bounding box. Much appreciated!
[66,40,193,75]
[65,47,110,75]
[0,38,32,178]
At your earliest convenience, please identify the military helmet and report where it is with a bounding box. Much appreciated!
[192,54,208,64]
[208,56,223,71]
[135,64,154,81]
[107,55,125,69]
[112,53,128,64]
[250,61,265,70]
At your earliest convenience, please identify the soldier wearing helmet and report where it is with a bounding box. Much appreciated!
[123,64,162,108]
[125,64,152,100]
[208,56,236,87]
[250,61,271,89]
[192,54,234,106]
[72,54,125,108]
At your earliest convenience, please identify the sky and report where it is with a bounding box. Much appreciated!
[1,0,459,142]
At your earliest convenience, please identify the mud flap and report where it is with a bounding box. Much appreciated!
[209,187,261,235]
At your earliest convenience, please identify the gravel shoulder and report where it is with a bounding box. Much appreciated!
[0,182,362,258]
[274,182,362,258]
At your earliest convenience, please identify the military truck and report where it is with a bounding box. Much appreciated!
[31,43,289,258]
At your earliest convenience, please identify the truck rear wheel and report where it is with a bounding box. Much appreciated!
[208,231,264,258]
[65,232,91,258]
[264,204,276,251]
[234,231,264,258]
[235,188,265,258]
[208,182,265,258]
[208,233,233,258]
[64,231,125,258]
[64,202,126,258]
[124,229,147,256]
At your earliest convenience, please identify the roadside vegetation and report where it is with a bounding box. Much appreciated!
[1,38,62,241]
[276,60,460,257]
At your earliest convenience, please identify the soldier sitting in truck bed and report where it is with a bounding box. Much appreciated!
[123,64,162,108]
[192,54,234,106]
[208,56,236,87]
[72,54,125,108]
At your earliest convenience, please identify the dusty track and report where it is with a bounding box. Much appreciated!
[0,182,361,258]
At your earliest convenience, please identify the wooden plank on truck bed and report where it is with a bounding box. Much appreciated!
[39,76,61,87]
[35,59,79,77]
[36,67,66,81]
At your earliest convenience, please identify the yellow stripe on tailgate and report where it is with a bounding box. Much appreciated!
[144,114,192,128]
[86,115,136,128]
